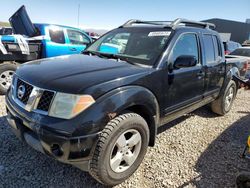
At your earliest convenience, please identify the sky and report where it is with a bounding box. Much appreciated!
[0,0,249,30]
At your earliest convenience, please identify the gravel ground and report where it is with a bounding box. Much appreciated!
[0,90,249,188]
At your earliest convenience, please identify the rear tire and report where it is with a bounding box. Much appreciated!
[211,80,237,115]
[89,112,149,186]
[0,62,17,95]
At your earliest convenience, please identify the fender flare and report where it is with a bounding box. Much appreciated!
[219,66,239,96]
[78,86,160,146]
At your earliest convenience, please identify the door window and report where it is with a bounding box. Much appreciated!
[171,33,199,63]
[212,35,222,60]
[204,34,222,64]
[67,30,90,45]
[49,28,65,44]
[203,34,216,63]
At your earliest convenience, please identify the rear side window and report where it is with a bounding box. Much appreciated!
[67,29,90,45]
[171,33,199,63]
[212,35,222,59]
[203,34,215,63]
[49,28,65,44]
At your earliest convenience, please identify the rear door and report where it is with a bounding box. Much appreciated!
[66,29,91,54]
[164,32,205,113]
[202,34,225,98]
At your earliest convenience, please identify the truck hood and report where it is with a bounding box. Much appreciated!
[16,54,150,95]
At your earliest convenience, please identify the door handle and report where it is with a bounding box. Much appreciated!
[70,48,77,51]
[218,66,224,74]
[218,69,224,74]
[197,71,205,79]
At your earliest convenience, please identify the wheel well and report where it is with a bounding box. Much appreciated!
[124,105,156,147]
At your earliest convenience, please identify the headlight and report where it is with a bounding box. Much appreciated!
[49,92,95,119]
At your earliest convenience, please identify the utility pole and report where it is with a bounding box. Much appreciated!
[77,4,80,27]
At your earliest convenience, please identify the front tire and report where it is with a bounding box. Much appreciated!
[89,112,149,186]
[211,80,237,115]
[0,63,17,95]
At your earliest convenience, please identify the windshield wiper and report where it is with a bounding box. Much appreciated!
[97,53,121,61]
[82,50,135,65]
[82,50,107,58]
[100,53,138,65]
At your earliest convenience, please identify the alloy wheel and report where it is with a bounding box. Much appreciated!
[0,70,14,89]
[225,86,234,110]
[110,129,142,173]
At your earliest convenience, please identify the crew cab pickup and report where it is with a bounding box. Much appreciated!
[0,5,91,94]
[5,19,241,186]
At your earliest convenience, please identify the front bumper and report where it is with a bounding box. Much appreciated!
[5,94,99,171]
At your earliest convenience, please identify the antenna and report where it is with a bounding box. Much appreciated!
[77,4,80,27]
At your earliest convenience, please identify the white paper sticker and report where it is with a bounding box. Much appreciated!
[148,31,171,37]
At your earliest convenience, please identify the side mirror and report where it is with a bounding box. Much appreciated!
[174,55,197,69]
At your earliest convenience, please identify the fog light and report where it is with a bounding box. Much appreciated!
[51,144,63,157]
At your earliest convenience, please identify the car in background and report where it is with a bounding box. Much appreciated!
[86,32,101,41]
[242,40,250,47]
[0,27,13,35]
[229,47,250,78]
[0,5,92,94]
[223,40,241,55]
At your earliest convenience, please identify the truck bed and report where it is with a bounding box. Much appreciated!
[0,41,42,63]
[225,55,250,78]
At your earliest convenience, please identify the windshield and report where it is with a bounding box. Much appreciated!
[86,27,171,66]
[230,48,250,57]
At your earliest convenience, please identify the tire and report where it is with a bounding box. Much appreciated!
[211,80,237,115]
[89,112,149,186]
[0,63,17,95]
[236,172,250,188]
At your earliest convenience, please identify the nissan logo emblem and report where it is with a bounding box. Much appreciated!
[17,85,26,99]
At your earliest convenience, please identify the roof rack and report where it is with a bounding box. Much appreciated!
[170,18,216,29]
[119,19,171,27]
[120,18,216,30]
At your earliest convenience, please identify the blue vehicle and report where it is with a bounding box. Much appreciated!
[0,5,92,94]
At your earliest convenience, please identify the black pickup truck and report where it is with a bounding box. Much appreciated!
[5,19,241,186]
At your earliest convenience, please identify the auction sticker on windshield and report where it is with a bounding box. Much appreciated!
[148,31,171,37]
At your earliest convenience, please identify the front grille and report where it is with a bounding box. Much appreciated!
[16,79,33,104]
[37,90,55,111]
[13,77,55,113]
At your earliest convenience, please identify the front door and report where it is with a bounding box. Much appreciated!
[164,32,205,114]
[66,29,91,54]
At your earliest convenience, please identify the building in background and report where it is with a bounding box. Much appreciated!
[203,18,250,44]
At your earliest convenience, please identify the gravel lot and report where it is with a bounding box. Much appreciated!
[0,90,249,188]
